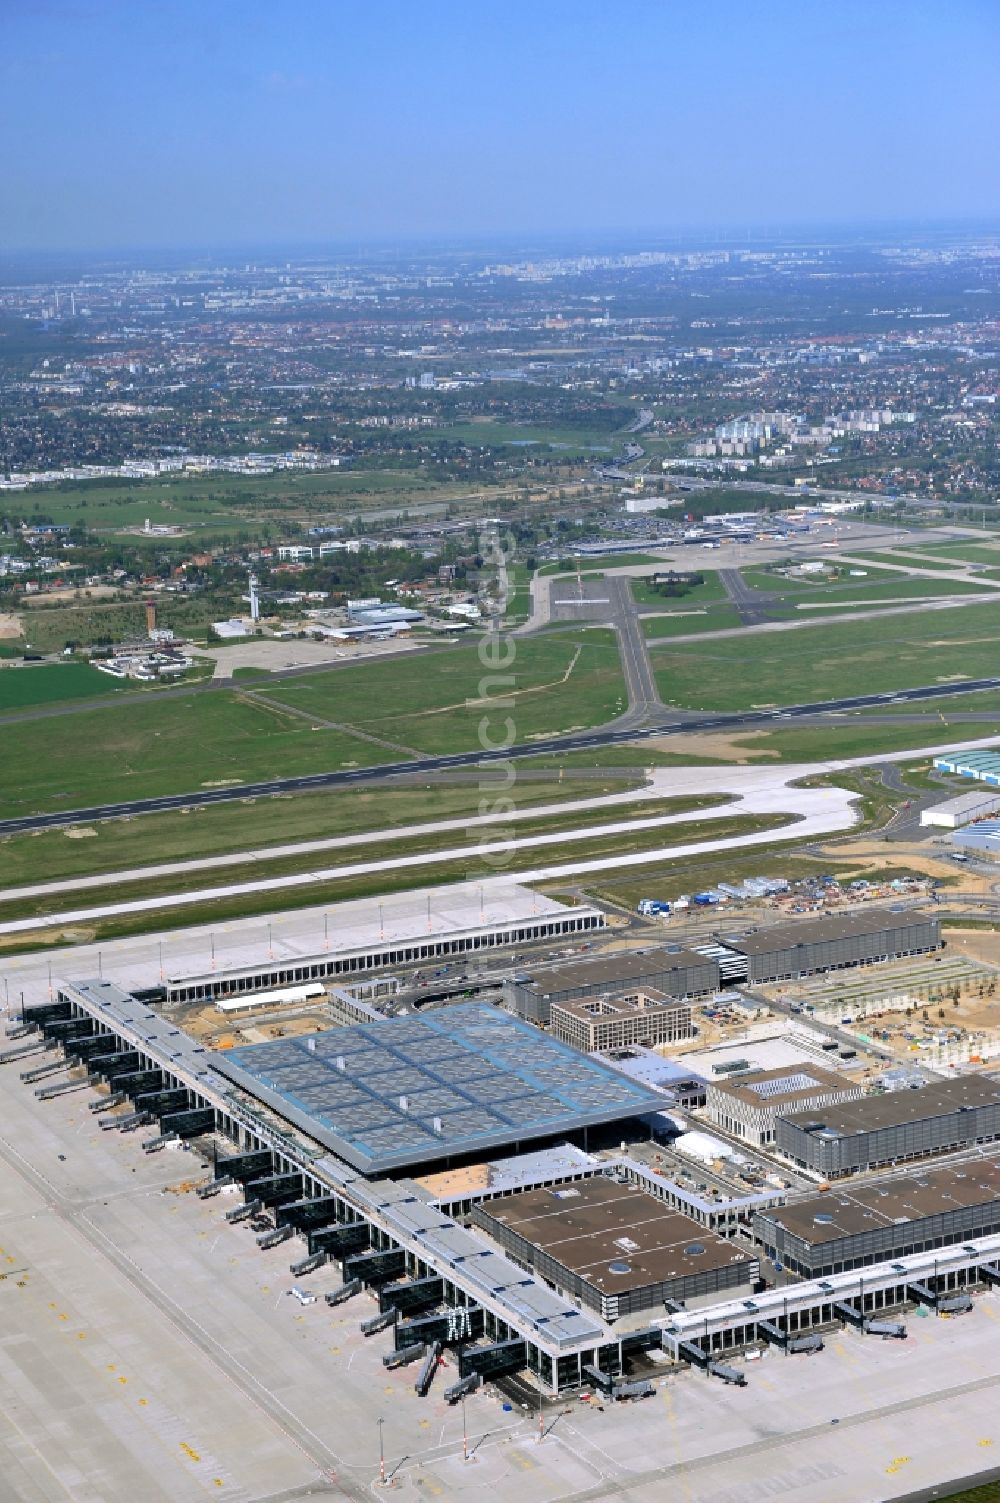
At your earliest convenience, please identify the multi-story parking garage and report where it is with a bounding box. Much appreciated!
[777,1075,1000,1177]
[720,909,941,985]
[166,903,605,1006]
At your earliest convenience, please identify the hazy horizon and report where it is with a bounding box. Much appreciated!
[3,0,998,253]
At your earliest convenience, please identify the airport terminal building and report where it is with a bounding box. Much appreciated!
[472,1176,758,1321]
[754,1161,1000,1278]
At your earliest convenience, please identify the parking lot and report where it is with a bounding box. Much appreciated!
[5,1047,1000,1501]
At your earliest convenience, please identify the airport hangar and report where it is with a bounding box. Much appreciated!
[21,977,1000,1391]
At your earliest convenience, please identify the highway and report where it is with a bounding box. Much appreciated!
[5,674,1000,836]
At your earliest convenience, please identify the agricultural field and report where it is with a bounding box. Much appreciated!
[650,599,1000,713]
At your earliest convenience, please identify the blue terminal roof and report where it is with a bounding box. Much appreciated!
[214,1003,665,1174]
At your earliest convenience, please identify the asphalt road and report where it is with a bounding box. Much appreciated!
[718,567,779,626]
[4,675,1000,836]
[606,574,664,722]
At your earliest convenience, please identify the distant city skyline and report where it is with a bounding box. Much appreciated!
[2,0,998,252]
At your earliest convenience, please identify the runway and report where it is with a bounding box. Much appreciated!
[5,729,1000,939]
[5,674,1000,836]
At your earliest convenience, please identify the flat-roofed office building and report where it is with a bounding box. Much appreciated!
[777,1075,1000,1178]
[549,988,695,1054]
[705,1064,862,1149]
[504,950,719,1026]
[473,1176,758,1321]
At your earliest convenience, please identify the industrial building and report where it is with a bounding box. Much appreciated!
[503,949,719,1026]
[753,1161,1000,1278]
[213,1004,663,1174]
[920,790,1000,829]
[549,988,695,1054]
[704,1064,862,1149]
[717,909,940,985]
[472,1177,759,1321]
[952,820,1000,857]
[777,1075,1000,1178]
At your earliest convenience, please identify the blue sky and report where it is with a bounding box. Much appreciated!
[2,0,998,250]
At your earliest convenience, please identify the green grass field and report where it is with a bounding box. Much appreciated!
[417,419,618,450]
[16,467,491,537]
[0,630,628,818]
[2,809,779,948]
[630,572,728,607]
[641,605,743,638]
[503,562,532,624]
[0,690,398,820]
[904,540,1000,566]
[788,577,994,606]
[0,662,126,711]
[253,630,628,754]
[0,773,646,891]
[540,553,664,575]
[0,795,727,923]
[570,839,880,911]
[650,599,1000,712]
